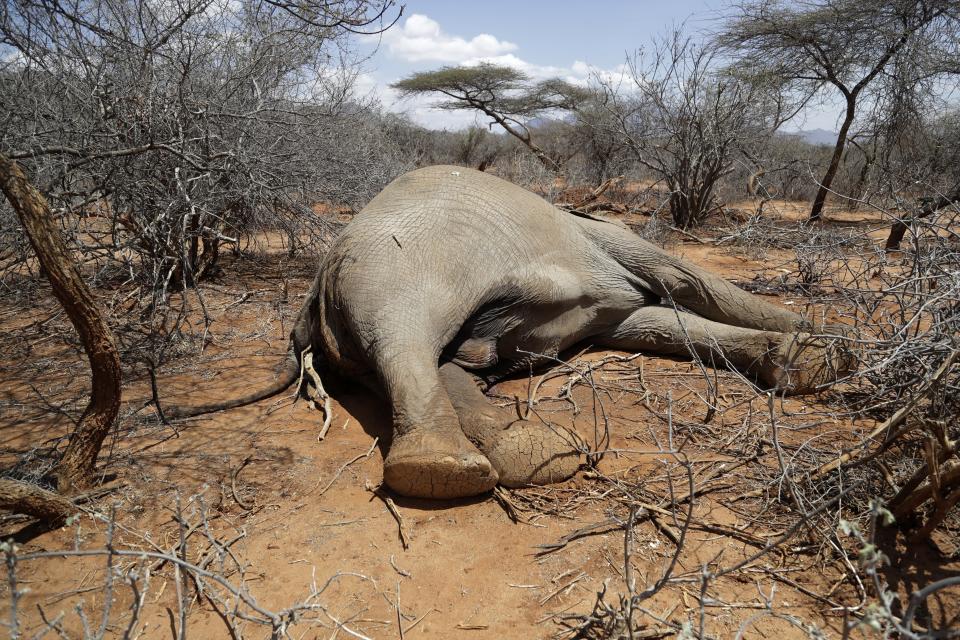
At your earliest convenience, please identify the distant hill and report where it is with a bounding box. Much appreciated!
[525,115,575,129]
[785,128,839,146]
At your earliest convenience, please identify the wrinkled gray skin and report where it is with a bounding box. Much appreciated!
[266,165,848,499]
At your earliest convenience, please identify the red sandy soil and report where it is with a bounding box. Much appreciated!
[1,206,956,639]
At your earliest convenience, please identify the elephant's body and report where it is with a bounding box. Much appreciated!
[317,166,652,380]
[311,166,800,379]
[275,166,848,499]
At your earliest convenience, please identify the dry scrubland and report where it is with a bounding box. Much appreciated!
[1,191,958,639]
[2,0,960,638]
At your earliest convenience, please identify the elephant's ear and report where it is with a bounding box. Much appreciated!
[560,207,631,230]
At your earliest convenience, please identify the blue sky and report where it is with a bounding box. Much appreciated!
[358,0,840,132]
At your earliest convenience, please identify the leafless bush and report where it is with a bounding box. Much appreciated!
[0,0,404,363]
[724,137,831,204]
[499,147,565,203]
[793,230,849,295]
[591,29,787,229]
[566,101,635,187]
[450,126,504,171]
[1,493,383,639]
[628,213,671,248]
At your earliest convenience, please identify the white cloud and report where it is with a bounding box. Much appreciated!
[352,71,380,98]
[462,55,630,87]
[463,54,569,80]
[382,14,517,63]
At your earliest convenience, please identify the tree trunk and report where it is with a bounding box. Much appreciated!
[885,189,960,252]
[0,154,122,494]
[809,96,857,222]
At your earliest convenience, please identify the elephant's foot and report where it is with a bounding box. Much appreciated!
[465,413,582,487]
[763,332,854,394]
[439,363,581,487]
[382,427,498,499]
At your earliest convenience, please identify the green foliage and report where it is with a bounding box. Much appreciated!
[392,64,590,118]
[391,64,528,110]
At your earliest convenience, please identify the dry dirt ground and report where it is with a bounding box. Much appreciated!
[1,202,958,639]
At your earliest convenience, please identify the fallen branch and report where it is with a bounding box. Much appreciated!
[560,175,625,209]
[0,479,76,524]
[311,438,379,497]
[804,349,957,484]
[365,481,411,549]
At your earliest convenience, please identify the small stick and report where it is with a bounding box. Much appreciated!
[389,554,411,578]
[366,481,410,549]
[223,291,250,310]
[538,571,586,605]
[493,486,527,524]
[395,581,404,640]
[310,438,379,496]
[230,456,254,510]
[402,609,433,635]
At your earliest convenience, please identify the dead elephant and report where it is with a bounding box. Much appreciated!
[174,165,852,499]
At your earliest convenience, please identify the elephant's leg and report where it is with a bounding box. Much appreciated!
[438,363,581,487]
[577,218,807,333]
[595,306,849,394]
[376,346,499,498]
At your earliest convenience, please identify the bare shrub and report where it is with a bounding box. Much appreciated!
[2,493,384,639]
[592,29,784,229]
[0,0,404,363]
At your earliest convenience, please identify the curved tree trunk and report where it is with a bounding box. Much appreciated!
[0,153,122,494]
[809,96,857,222]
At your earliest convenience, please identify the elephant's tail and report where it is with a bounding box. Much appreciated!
[161,271,326,420]
[162,356,301,419]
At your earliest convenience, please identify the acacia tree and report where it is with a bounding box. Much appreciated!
[721,0,959,221]
[391,64,590,172]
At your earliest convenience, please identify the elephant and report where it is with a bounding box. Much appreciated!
[173,165,851,499]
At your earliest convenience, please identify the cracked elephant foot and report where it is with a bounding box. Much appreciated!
[469,415,582,488]
[382,427,499,499]
[765,331,855,394]
[439,362,580,487]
